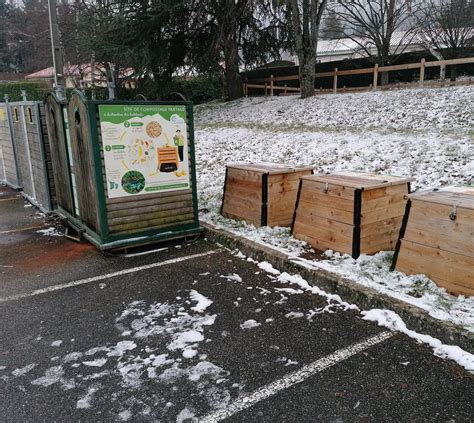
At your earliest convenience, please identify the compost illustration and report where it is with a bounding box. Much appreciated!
[99,105,190,199]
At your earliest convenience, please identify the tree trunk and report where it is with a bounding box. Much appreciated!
[222,32,243,100]
[381,71,389,86]
[299,48,316,98]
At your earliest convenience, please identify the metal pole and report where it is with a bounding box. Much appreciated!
[48,0,66,100]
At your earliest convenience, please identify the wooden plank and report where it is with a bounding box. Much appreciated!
[409,199,474,225]
[396,241,473,295]
[222,196,261,222]
[299,189,354,212]
[360,238,397,255]
[378,62,422,72]
[226,167,263,181]
[107,193,192,211]
[361,202,406,224]
[336,67,375,76]
[228,164,314,175]
[403,222,474,257]
[361,193,406,212]
[108,206,193,226]
[293,221,353,255]
[106,188,193,205]
[295,212,354,238]
[224,185,261,203]
[296,199,354,225]
[304,173,404,189]
[109,213,195,233]
[407,208,474,236]
[361,216,403,237]
[222,204,261,227]
[360,225,399,253]
[424,57,474,67]
[108,200,192,219]
[302,179,356,200]
[362,184,408,200]
[223,189,262,209]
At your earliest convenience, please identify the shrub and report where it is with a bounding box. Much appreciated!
[0,80,50,101]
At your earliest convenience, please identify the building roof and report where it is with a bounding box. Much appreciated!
[317,31,425,56]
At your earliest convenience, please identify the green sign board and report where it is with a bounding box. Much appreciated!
[98,104,190,199]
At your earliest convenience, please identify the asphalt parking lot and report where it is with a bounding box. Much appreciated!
[1,186,473,422]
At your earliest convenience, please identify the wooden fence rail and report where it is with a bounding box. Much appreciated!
[243,56,474,96]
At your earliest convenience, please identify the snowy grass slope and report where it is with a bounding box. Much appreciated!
[194,85,474,332]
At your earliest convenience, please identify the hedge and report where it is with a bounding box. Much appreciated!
[0,75,222,104]
[0,80,51,102]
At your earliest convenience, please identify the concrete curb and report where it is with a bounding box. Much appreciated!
[202,222,473,353]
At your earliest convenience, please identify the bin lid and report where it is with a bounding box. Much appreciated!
[407,185,474,209]
[301,171,414,190]
[226,162,316,175]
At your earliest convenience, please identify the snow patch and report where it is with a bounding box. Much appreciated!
[240,319,261,329]
[77,386,99,409]
[83,358,107,367]
[36,227,62,237]
[31,365,64,387]
[258,261,281,275]
[190,290,213,313]
[362,309,474,372]
[220,273,243,283]
[11,363,36,377]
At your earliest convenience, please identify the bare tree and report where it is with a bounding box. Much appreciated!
[416,0,473,80]
[286,0,328,98]
[333,0,419,85]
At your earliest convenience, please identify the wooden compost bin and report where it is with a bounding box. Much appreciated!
[44,92,74,216]
[0,102,21,189]
[9,101,55,212]
[391,186,474,296]
[292,171,414,258]
[45,90,201,249]
[221,163,315,227]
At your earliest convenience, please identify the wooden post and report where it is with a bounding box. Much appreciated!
[333,68,338,93]
[284,84,287,94]
[265,82,268,96]
[270,74,274,96]
[373,64,379,90]
[440,64,446,81]
[419,58,426,87]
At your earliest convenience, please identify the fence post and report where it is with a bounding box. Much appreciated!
[284,84,287,94]
[333,68,338,93]
[21,90,28,101]
[270,74,274,96]
[265,82,268,96]
[419,58,426,87]
[373,64,379,90]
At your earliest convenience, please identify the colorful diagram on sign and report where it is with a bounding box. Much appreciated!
[99,104,190,198]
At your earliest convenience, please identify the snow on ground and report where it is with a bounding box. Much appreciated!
[5,290,239,420]
[196,85,473,131]
[194,85,474,332]
[36,227,63,237]
[252,254,474,373]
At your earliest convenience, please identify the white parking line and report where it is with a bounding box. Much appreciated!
[200,331,394,423]
[0,250,220,303]
[0,225,48,234]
